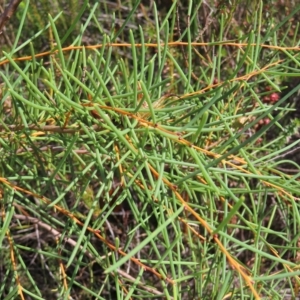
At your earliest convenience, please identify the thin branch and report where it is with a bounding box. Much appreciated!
[0,124,101,133]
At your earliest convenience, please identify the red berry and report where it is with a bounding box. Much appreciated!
[270,93,280,102]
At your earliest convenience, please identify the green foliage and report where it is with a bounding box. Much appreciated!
[1,0,300,299]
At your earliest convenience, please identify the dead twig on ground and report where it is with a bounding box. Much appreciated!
[0,0,23,35]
